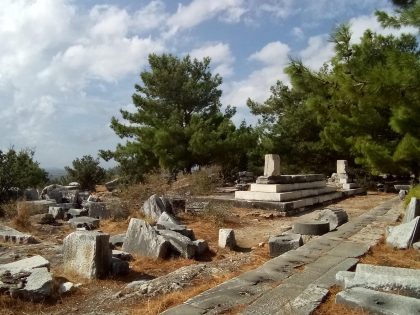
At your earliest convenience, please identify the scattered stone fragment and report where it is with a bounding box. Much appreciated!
[193,239,209,256]
[86,202,110,219]
[110,257,129,276]
[122,218,169,259]
[335,270,355,287]
[399,189,408,200]
[218,228,236,249]
[0,225,37,244]
[159,230,196,259]
[293,220,330,236]
[58,281,76,295]
[141,194,168,220]
[336,287,420,315]
[48,206,64,220]
[386,217,420,249]
[156,223,195,240]
[413,242,420,250]
[63,231,111,279]
[345,264,420,298]
[110,234,126,248]
[112,250,133,261]
[157,212,180,226]
[0,255,50,273]
[317,208,348,230]
[268,233,302,257]
[185,201,209,213]
[404,197,420,223]
[68,216,100,230]
[7,267,53,302]
[67,208,88,218]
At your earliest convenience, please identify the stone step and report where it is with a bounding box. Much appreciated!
[250,180,326,193]
[235,187,336,202]
[256,174,325,184]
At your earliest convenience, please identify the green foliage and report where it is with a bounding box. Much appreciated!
[65,155,106,190]
[283,25,420,177]
[0,148,48,202]
[248,81,337,174]
[404,184,420,207]
[376,0,420,28]
[102,53,257,181]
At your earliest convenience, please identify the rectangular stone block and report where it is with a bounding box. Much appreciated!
[63,231,111,279]
[0,225,36,244]
[235,187,336,202]
[256,174,325,184]
[250,181,326,193]
[337,160,348,174]
[87,202,110,219]
[0,255,50,274]
[264,154,280,177]
[342,183,358,189]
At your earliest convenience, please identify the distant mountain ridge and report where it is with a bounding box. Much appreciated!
[45,168,66,180]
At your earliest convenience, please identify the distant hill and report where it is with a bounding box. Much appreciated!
[45,168,66,180]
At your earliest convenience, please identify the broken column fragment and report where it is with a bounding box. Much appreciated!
[268,233,303,257]
[218,228,236,249]
[264,154,281,177]
[317,208,348,231]
[63,230,111,279]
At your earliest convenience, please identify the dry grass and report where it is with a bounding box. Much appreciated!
[130,247,270,315]
[313,286,367,315]
[130,256,196,278]
[11,203,32,232]
[0,201,18,219]
[100,218,130,235]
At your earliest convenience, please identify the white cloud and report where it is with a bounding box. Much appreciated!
[223,41,291,108]
[167,0,245,35]
[292,27,305,41]
[349,14,418,43]
[190,42,235,77]
[299,35,335,70]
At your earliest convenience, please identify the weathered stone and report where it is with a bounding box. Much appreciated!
[38,213,56,225]
[0,255,50,274]
[235,186,336,202]
[48,206,64,220]
[346,264,420,298]
[193,240,209,256]
[337,160,348,174]
[112,250,133,261]
[268,234,302,257]
[105,178,120,191]
[18,200,56,215]
[293,220,330,235]
[264,154,280,177]
[58,281,76,295]
[67,208,88,218]
[405,197,420,223]
[156,223,195,240]
[399,189,408,200]
[17,267,52,301]
[24,188,39,201]
[68,216,100,230]
[386,217,420,249]
[110,234,126,248]
[63,231,111,279]
[336,287,420,315]
[110,257,129,276]
[157,212,180,226]
[284,284,329,315]
[159,230,196,259]
[86,202,110,219]
[335,270,355,287]
[395,184,411,191]
[141,194,167,220]
[317,208,348,230]
[218,229,236,249]
[0,225,37,244]
[256,174,325,185]
[250,181,326,193]
[413,241,420,250]
[122,218,170,259]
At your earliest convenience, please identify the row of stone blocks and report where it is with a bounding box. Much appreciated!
[235,186,335,202]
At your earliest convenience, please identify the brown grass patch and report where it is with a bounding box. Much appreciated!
[130,256,196,278]
[313,285,367,315]
[100,218,130,235]
[360,238,420,269]
[11,203,32,232]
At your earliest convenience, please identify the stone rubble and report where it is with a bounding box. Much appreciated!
[0,225,37,244]
[218,228,236,249]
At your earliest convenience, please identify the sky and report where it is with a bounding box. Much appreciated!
[0,0,416,169]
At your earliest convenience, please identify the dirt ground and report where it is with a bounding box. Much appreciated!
[0,191,396,315]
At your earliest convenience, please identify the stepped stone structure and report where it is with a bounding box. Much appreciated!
[235,155,365,214]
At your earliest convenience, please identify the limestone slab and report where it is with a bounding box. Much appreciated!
[63,231,111,279]
[342,183,358,190]
[283,284,329,315]
[235,187,336,202]
[250,180,326,193]
[0,255,50,274]
[336,287,420,315]
[346,264,420,298]
[0,225,36,244]
[161,304,206,315]
[256,174,325,184]
[386,217,420,249]
[337,160,348,174]
[405,197,420,223]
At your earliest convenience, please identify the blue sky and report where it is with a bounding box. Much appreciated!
[0,0,416,168]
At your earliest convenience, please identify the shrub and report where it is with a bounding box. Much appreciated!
[404,184,420,207]
[201,202,229,227]
[12,204,32,231]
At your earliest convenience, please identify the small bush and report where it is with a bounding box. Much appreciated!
[12,204,32,231]
[404,184,420,207]
[176,165,222,196]
[0,202,17,219]
[201,202,229,227]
